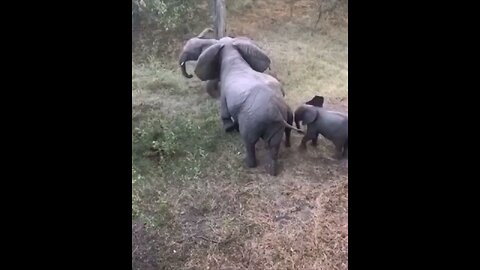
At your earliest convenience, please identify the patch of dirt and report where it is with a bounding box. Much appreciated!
[132,221,160,270]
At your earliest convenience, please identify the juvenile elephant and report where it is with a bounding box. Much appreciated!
[179,36,302,176]
[293,95,325,145]
[294,104,348,159]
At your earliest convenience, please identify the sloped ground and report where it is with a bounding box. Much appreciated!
[132,0,347,269]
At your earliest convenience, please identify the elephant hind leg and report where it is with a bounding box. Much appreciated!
[267,144,280,176]
[333,139,346,160]
[244,141,258,168]
[266,130,283,176]
[240,121,261,168]
[311,134,319,146]
[342,139,348,158]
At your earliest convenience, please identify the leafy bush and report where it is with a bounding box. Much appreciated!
[132,0,210,59]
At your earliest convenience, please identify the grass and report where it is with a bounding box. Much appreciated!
[132,0,348,269]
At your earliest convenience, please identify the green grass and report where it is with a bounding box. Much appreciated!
[132,60,243,223]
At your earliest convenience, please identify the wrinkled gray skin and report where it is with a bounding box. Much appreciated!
[206,72,284,99]
[179,36,302,176]
[205,79,221,98]
[179,28,221,97]
[204,73,284,134]
[294,104,348,159]
[295,95,325,145]
[188,43,285,99]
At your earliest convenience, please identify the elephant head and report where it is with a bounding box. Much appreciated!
[194,37,271,81]
[295,96,324,129]
[179,35,271,80]
[178,37,217,78]
[178,28,217,78]
[294,104,319,130]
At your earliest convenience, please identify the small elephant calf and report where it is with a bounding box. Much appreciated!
[294,104,348,159]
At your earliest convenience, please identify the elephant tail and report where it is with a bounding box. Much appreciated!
[282,120,304,134]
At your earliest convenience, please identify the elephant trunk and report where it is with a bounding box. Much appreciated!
[294,108,304,133]
[179,53,193,78]
[178,38,217,79]
[295,118,301,130]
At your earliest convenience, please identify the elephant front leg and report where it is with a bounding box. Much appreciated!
[232,117,240,132]
[266,131,283,176]
[244,142,257,168]
[220,95,236,133]
[299,127,317,151]
[333,140,345,160]
[311,134,319,146]
[342,141,348,158]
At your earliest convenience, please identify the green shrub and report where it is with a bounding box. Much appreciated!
[132,0,210,60]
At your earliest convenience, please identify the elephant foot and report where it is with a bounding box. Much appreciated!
[223,119,236,133]
[245,157,257,168]
[267,161,278,176]
[285,140,291,148]
[334,152,345,160]
[298,143,307,152]
[264,143,269,150]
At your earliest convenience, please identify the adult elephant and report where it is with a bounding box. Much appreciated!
[178,36,301,176]
[204,72,285,99]
[179,30,284,99]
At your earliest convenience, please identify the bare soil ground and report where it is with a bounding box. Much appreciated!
[132,0,347,269]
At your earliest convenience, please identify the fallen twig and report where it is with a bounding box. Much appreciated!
[195,235,219,243]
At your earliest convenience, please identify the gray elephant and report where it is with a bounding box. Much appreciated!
[294,104,348,159]
[294,95,325,146]
[179,36,302,176]
[183,32,285,100]
[204,70,285,134]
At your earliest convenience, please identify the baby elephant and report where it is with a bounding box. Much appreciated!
[294,104,348,159]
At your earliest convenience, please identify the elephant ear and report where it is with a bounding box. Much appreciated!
[233,38,271,72]
[303,106,319,125]
[194,43,225,81]
[306,96,324,107]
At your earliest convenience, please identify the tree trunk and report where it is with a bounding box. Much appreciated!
[214,0,227,39]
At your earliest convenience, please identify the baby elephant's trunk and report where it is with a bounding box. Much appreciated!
[295,118,301,130]
[294,115,303,133]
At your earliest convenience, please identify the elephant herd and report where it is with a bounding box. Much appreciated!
[178,29,348,176]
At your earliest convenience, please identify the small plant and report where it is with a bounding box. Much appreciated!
[132,0,210,59]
